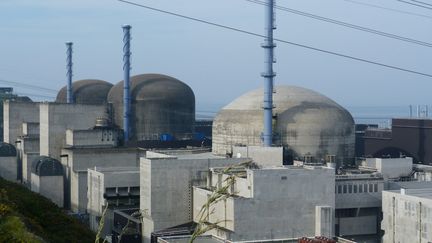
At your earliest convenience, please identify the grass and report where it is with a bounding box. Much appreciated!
[0,177,96,243]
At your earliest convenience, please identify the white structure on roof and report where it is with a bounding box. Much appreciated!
[192,165,335,241]
[382,188,432,243]
[363,157,413,180]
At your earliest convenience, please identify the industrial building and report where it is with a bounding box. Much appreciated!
[107,74,195,142]
[382,187,432,243]
[361,118,432,164]
[212,86,355,165]
[56,79,113,105]
[87,166,139,237]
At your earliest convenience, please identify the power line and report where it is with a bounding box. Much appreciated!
[342,0,432,19]
[0,79,58,93]
[245,0,432,48]
[117,0,432,78]
[398,0,432,10]
[411,0,432,7]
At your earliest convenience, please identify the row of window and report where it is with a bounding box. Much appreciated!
[336,183,379,194]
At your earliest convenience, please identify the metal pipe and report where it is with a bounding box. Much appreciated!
[409,105,412,118]
[261,0,276,147]
[122,25,132,142]
[66,42,73,104]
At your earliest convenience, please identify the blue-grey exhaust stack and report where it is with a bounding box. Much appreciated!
[66,42,73,104]
[122,25,132,142]
[261,0,276,147]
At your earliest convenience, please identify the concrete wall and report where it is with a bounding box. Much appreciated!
[87,167,139,236]
[232,146,283,167]
[339,216,377,236]
[66,129,118,147]
[140,155,248,243]
[22,152,39,185]
[62,148,140,212]
[365,157,413,179]
[39,103,106,159]
[31,173,63,207]
[22,122,39,137]
[4,101,39,143]
[316,206,334,238]
[192,166,335,242]
[382,189,432,243]
[335,175,384,209]
[0,156,17,182]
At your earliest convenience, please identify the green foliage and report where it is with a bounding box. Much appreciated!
[0,177,96,243]
[0,216,43,243]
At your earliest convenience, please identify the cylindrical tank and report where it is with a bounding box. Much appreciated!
[56,79,113,105]
[212,85,355,163]
[107,74,195,141]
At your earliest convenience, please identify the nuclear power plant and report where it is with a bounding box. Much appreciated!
[0,2,431,243]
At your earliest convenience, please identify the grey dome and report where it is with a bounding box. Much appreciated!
[56,79,113,105]
[107,74,195,141]
[31,156,63,176]
[212,85,355,162]
[0,142,16,157]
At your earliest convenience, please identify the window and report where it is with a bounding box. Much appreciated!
[338,185,342,194]
[348,184,353,193]
[354,184,358,193]
[343,185,347,194]
[369,184,373,193]
[359,184,363,193]
[364,184,368,193]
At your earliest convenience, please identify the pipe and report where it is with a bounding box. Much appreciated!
[65,42,73,104]
[122,25,132,142]
[261,0,276,147]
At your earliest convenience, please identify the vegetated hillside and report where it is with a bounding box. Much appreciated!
[0,177,96,243]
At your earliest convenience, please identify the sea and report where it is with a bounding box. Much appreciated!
[196,105,431,128]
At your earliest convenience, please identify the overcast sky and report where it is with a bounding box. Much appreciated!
[1,0,431,113]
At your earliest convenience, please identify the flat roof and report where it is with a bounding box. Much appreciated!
[89,166,139,173]
[387,188,432,200]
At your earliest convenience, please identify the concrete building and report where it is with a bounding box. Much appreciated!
[87,166,139,238]
[382,188,432,243]
[0,88,32,142]
[61,128,142,212]
[107,74,195,141]
[361,118,432,164]
[0,142,17,181]
[140,151,248,243]
[16,122,40,185]
[3,101,39,144]
[30,156,64,207]
[192,165,335,241]
[39,102,107,160]
[363,157,413,180]
[56,79,113,105]
[212,86,355,164]
[335,173,384,239]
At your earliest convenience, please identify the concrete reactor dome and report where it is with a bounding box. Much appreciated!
[31,156,63,176]
[56,79,113,105]
[212,85,355,163]
[107,74,195,141]
[0,142,16,157]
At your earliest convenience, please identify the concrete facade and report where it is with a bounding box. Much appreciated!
[335,174,384,237]
[31,174,63,207]
[364,157,413,180]
[140,151,248,243]
[3,101,39,143]
[62,147,141,212]
[0,156,17,181]
[212,86,355,163]
[39,103,106,159]
[192,166,335,241]
[382,188,432,243]
[87,166,139,237]
[232,146,284,166]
